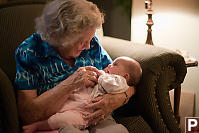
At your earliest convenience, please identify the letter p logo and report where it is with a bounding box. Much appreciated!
[185,117,199,133]
[188,119,198,131]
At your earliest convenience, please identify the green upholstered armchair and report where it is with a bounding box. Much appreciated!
[0,1,187,133]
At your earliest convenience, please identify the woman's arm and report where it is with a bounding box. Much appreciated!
[17,66,100,124]
[18,78,77,124]
[84,86,135,125]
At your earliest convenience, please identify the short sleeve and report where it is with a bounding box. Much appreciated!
[14,42,39,90]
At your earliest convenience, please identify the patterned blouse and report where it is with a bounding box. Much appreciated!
[14,33,112,95]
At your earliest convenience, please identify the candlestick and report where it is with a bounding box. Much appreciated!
[145,0,154,45]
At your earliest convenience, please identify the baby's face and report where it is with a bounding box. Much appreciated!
[104,58,126,76]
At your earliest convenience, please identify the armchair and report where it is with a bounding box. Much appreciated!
[0,1,187,133]
[99,34,187,133]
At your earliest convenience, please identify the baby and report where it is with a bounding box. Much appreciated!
[23,56,142,133]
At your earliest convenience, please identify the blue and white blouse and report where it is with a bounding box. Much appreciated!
[14,33,112,95]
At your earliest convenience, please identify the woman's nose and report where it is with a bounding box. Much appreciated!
[83,42,90,49]
[108,64,111,68]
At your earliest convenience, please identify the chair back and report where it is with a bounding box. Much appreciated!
[0,1,46,132]
[0,0,46,82]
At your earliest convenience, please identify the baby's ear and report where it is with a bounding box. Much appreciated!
[123,73,130,81]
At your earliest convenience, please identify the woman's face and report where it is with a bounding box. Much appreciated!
[65,28,96,59]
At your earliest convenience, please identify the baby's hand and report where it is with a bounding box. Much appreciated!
[98,70,105,76]
[84,66,102,77]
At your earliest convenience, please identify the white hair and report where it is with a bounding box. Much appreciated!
[35,0,104,47]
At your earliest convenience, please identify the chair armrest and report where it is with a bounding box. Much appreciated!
[100,36,187,133]
[0,67,20,133]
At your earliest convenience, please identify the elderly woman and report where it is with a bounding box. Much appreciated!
[14,0,135,132]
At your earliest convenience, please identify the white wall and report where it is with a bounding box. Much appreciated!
[131,0,199,116]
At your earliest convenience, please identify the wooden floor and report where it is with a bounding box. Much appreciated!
[169,90,195,132]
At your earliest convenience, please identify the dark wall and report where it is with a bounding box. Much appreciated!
[3,0,131,40]
[90,0,131,40]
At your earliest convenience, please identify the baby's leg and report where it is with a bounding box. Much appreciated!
[89,115,129,133]
[48,110,88,130]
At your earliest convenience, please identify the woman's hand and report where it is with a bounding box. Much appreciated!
[83,86,135,125]
[62,66,102,90]
[83,93,125,125]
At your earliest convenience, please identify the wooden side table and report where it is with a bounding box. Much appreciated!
[174,58,198,123]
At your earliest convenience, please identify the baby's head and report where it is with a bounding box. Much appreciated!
[104,56,142,86]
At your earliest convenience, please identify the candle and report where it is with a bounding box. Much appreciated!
[145,0,152,10]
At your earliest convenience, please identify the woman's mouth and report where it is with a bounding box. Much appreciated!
[78,49,84,52]
[77,50,83,54]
